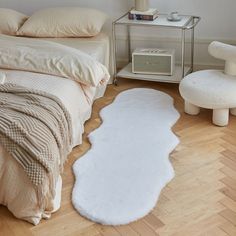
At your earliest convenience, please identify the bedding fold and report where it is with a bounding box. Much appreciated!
[0,83,73,208]
[0,35,110,87]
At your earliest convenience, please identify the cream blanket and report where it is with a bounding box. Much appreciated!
[0,83,73,207]
[0,35,110,86]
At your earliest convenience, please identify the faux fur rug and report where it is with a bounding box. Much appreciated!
[72,88,180,225]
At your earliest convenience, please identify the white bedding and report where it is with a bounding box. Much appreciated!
[0,33,110,224]
[44,33,111,100]
[43,33,110,71]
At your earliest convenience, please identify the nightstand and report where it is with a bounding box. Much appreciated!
[112,12,201,85]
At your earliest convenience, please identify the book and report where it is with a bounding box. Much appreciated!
[130,8,158,16]
[128,12,159,21]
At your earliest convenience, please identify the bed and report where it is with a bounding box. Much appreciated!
[0,33,110,225]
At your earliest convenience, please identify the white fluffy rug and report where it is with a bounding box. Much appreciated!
[72,88,180,225]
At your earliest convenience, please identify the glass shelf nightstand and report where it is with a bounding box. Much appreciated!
[112,12,201,85]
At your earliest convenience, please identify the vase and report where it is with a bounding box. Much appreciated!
[135,0,149,12]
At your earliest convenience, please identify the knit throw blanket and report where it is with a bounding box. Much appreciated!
[0,83,72,204]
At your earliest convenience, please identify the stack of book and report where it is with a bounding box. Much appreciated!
[128,8,158,21]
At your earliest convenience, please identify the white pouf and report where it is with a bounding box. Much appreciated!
[179,70,236,126]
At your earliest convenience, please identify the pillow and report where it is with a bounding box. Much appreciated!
[0,35,110,87]
[0,8,28,35]
[18,7,108,38]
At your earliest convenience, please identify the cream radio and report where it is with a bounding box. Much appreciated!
[132,48,175,76]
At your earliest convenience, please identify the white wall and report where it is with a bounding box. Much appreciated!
[0,0,129,33]
[1,0,236,67]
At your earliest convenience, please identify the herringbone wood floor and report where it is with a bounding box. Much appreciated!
[0,79,236,236]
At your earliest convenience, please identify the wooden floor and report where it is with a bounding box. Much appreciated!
[1,78,236,236]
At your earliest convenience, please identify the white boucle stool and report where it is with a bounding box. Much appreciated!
[179,41,236,126]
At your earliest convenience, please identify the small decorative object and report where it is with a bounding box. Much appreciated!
[129,8,158,21]
[167,11,182,21]
[135,0,149,12]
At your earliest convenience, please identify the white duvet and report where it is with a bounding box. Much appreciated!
[0,35,109,87]
[0,35,109,224]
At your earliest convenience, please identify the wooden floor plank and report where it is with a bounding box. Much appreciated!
[198,227,228,236]
[220,196,236,213]
[220,177,236,191]
[96,225,121,236]
[220,209,236,226]
[130,220,159,236]
[220,187,236,202]
[220,221,236,236]
[115,225,140,236]
[143,213,165,231]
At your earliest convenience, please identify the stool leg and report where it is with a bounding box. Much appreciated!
[230,108,236,116]
[213,108,229,126]
[185,101,200,115]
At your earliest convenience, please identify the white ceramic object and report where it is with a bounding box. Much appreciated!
[170,12,179,20]
[135,0,149,12]
[167,12,182,22]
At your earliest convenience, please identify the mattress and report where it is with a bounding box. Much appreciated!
[43,33,110,70]
[0,33,110,224]
[43,33,110,99]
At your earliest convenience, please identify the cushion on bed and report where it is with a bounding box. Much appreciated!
[0,8,28,35]
[17,7,108,38]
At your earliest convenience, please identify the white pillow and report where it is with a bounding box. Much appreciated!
[0,8,28,35]
[18,7,108,38]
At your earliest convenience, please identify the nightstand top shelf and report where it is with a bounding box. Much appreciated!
[114,13,196,29]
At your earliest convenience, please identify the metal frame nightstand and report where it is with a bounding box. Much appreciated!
[112,12,201,85]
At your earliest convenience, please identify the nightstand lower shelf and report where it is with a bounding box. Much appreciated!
[117,63,191,83]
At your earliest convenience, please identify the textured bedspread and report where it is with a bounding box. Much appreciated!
[0,83,73,207]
